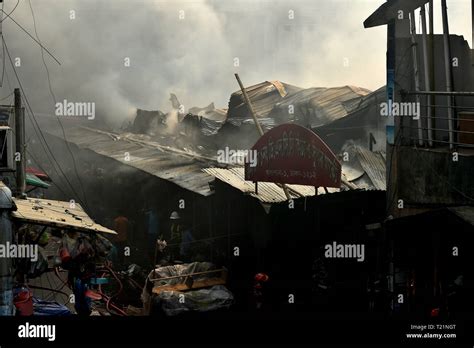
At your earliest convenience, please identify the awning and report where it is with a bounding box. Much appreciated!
[26,173,50,189]
[11,197,116,235]
[364,0,429,28]
[26,167,51,182]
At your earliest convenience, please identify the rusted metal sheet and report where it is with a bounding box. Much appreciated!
[11,197,116,234]
[269,80,288,97]
[245,124,342,188]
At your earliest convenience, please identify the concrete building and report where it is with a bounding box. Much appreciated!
[365,0,474,318]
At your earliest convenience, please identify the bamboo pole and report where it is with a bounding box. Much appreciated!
[234,73,291,200]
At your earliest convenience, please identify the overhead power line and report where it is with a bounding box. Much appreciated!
[28,0,90,210]
[0,8,61,65]
[2,35,87,208]
[0,0,19,23]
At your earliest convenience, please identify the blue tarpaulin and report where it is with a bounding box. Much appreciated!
[32,297,71,316]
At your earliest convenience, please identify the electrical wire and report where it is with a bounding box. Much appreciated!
[0,91,13,101]
[2,59,12,92]
[25,150,71,198]
[3,110,56,188]
[0,8,60,65]
[6,117,71,198]
[0,0,19,23]
[28,0,90,211]
[3,35,87,207]
[104,263,123,299]
[98,266,127,316]
[54,266,70,288]
[28,284,69,298]
[96,290,127,316]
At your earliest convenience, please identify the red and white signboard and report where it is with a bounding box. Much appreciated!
[244,124,341,187]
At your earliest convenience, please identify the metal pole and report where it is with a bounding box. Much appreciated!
[429,0,436,138]
[429,0,434,34]
[441,0,455,150]
[410,11,423,146]
[14,88,26,197]
[421,5,433,146]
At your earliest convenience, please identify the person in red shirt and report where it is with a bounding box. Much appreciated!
[112,210,129,266]
[253,272,270,310]
[113,214,129,244]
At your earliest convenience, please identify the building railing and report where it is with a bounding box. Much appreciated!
[399,90,474,149]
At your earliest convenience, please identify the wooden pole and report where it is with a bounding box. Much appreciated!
[234,73,291,200]
[234,74,264,136]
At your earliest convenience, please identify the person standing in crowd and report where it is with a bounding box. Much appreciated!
[112,209,129,265]
[144,203,160,262]
[166,211,194,262]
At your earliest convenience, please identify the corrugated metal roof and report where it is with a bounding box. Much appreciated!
[181,114,225,136]
[225,117,276,132]
[47,125,385,199]
[341,145,386,191]
[313,86,386,132]
[204,143,385,202]
[355,147,386,191]
[200,117,225,136]
[48,127,216,196]
[188,103,227,122]
[270,85,371,127]
[185,103,228,136]
[12,197,116,234]
[226,83,371,133]
[203,167,339,203]
[227,80,303,119]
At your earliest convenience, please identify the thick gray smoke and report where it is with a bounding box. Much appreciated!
[0,0,471,128]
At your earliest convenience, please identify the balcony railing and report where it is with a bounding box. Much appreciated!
[399,90,474,149]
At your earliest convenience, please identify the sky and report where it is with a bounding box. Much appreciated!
[0,0,471,127]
